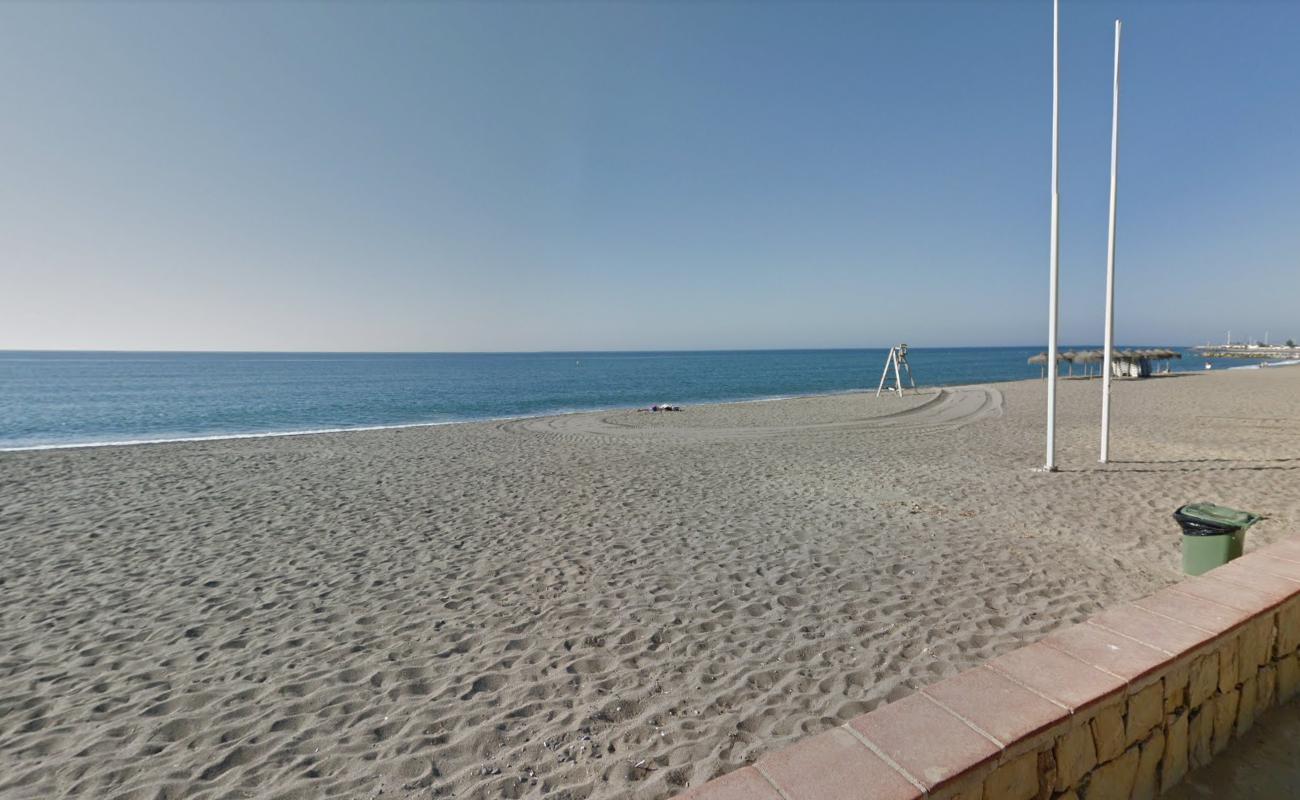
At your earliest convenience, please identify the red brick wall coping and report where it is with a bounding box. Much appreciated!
[674,537,1300,800]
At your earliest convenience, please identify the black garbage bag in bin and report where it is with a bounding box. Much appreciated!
[1174,503,1259,575]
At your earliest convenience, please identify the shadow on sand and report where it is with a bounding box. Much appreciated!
[1064,456,1300,474]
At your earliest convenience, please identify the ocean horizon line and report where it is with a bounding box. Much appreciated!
[0,344,1190,357]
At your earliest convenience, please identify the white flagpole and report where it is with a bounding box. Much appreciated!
[1100,20,1122,463]
[1045,0,1061,471]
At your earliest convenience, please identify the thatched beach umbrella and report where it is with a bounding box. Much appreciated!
[1076,349,1103,378]
[1132,349,1152,374]
[1114,349,1159,378]
[1153,348,1182,373]
[1110,349,1133,378]
[1150,349,1173,371]
[1028,351,1048,378]
[1062,350,1080,377]
[1155,349,1173,374]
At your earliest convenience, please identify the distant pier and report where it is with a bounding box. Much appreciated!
[1193,345,1300,359]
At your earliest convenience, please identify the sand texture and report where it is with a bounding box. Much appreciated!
[2,367,1298,799]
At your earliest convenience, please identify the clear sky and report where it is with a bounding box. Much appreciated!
[2,1,1297,352]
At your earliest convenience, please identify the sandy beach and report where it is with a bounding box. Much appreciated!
[2,366,1298,800]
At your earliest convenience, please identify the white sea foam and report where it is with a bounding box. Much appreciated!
[0,418,497,453]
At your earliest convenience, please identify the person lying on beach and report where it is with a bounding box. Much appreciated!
[638,404,683,412]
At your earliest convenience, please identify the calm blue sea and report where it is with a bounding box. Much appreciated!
[0,348,1237,450]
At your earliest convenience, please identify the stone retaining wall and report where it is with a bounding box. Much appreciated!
[676,538,1300,800]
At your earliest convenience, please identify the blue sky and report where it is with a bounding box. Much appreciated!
[2,1,1297,351]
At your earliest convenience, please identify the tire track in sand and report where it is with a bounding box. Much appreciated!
[495,386,1003,444]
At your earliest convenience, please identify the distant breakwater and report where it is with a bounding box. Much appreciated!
[1193,347,1300,359]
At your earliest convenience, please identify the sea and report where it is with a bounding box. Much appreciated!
[0,347,1249,450]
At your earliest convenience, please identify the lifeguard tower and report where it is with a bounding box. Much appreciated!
[876,344,916,398]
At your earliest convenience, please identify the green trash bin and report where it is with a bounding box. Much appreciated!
[1174,503,1260,576]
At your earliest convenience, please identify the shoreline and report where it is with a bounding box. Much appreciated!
[0,385,897,453]
[0,366,1236,454]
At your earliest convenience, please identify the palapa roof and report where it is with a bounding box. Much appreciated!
[1026,348,1170,366]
